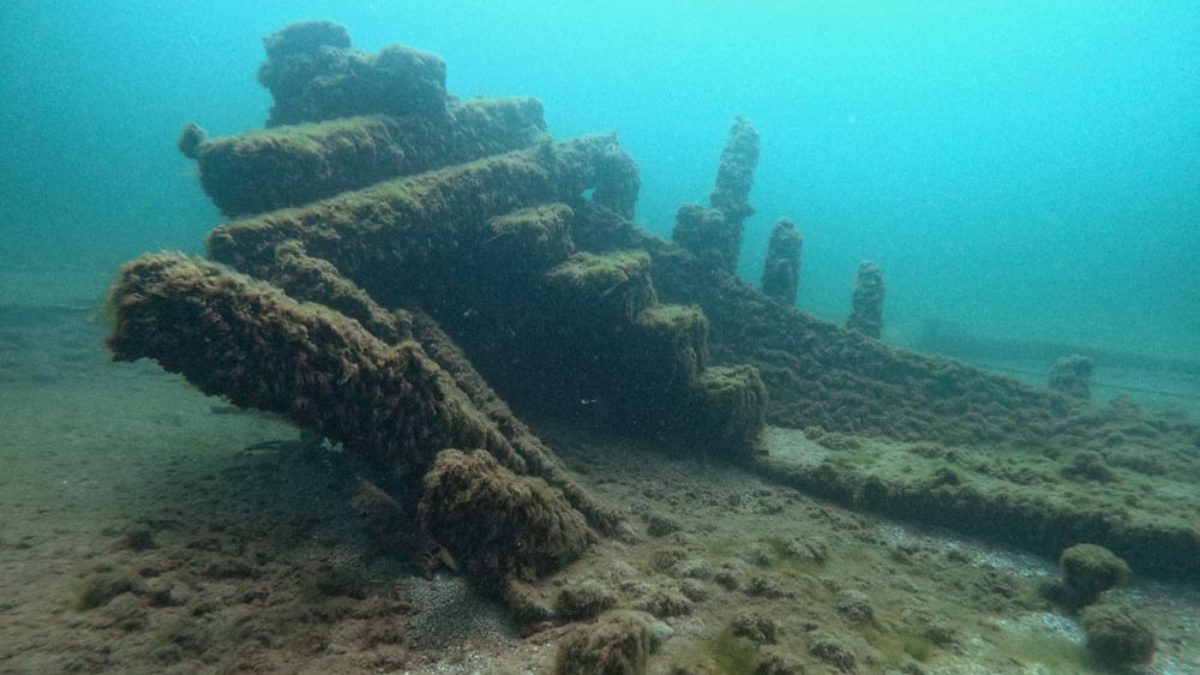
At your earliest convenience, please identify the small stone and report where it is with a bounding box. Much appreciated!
[678,579,709,602]
[635,589,692,618]
[745,576,790,599]
[784,537,830,565]
[555,610,655,675]
[101,593,148,631]
[810,634,857,672]
[744,543,774,566]
[714,571,739,591]
[835,589,874,623]
[730,611,778,644]
[649,620,675,642]
[556,582,618,620]
[114,525,157,552]
[75,572,144,610]
[646,514,683,537]
[755,647,803,675]
[675,559,714,580]
[314,563,368,598]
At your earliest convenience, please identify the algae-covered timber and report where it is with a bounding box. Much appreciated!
[265,239,414,345]
[756,425,1200,581]
[105,253,612,590]
[206,134,638,300]
[544,251,659,328]
[701,115,759,275]
[106,253,519,480]
[189,98,548,217]
[257,20,448,126]
[564,178,1200,581]
[847,261,886,339]
[420,449,593,593]
[760,217,802,306]
[672,203,736,274]
[246,241,620,530]
[203,129,765,460]
[571,204,1079,448]
[480,203,577,280]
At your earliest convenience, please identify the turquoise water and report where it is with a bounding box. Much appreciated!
[2,1,1197,356]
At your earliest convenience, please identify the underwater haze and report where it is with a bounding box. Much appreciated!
[1,0,1197,357]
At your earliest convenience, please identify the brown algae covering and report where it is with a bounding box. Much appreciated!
[760,217,803,307]
[78,18,1200,675]
[189,98,548,216]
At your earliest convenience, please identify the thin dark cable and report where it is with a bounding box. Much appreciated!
[962,360,1200,402]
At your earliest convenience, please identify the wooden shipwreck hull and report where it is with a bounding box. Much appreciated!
[109,20,1200,597]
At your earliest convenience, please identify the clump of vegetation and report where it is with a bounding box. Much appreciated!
[706,629,759,675]
[814,432,864,452]
[635,588,692,618]
[1081,603,1156,668]
[763,534,829,570]
[505,579,554,624]
[754,647,805,675]
[555,610,656,675]
[101,593,149,632]
[313,563,369,599]
[555,582,619,621]
[113,524,156,551]
[835,589,874,623]
[809,633,857,672]
[1062,451,1116,483]
[74,571,145,610]
[1060,544,1130,607]
[729,611,778,644]
[645,513,683,537]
